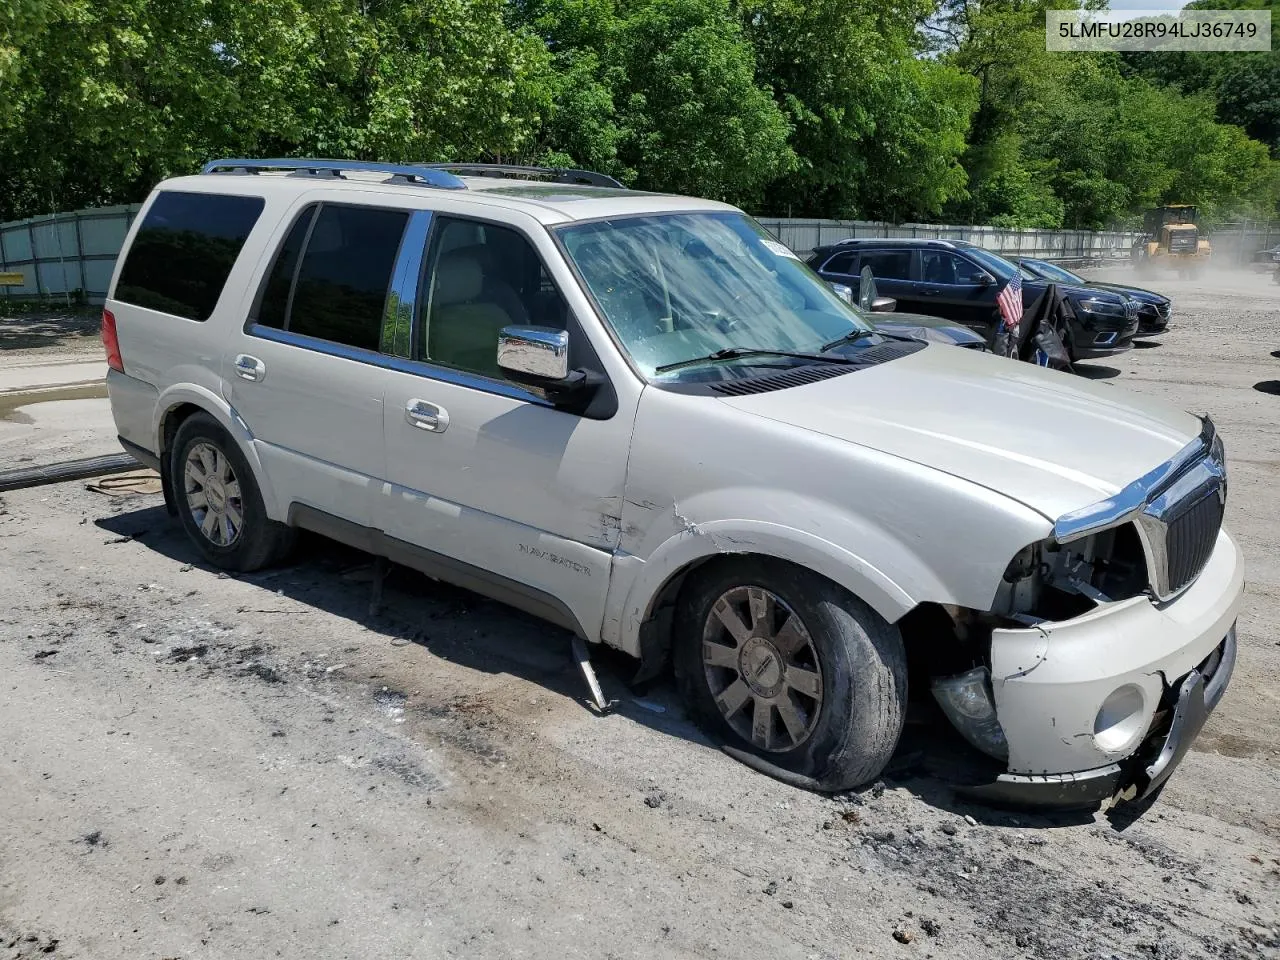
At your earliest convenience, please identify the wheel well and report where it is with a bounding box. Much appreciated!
[157,402,206,516]
[635,553,882,684]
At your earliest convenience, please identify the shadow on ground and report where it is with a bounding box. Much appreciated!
[1132,339,1162,350]
[1073,364,1122,380]
[1253,380,1280,396]
[96,501,1117,829]
[0,312,101,351]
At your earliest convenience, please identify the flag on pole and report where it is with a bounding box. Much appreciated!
[997,274,1023,335]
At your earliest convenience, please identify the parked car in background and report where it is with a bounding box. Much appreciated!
[808,239,1139,361]
[1250,244,1280,269]
[103,159,1239,808]
[1018,258,1171,336]
[827,274,987,351]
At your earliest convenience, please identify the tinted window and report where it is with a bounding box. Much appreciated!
[257,207,317,330]
[858,250,912,281]
[420,218,568,380]
[920,251,986,285]
[820,251,858,274]
[288,205,408,351]
[116,191,264,321]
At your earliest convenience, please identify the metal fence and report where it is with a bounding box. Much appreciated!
[756,219,1143,261]
[5,204,1280,306]
[0,204,142,303]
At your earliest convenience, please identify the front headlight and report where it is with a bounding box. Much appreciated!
[932,667,1008,760]
[1076,297,1126,317]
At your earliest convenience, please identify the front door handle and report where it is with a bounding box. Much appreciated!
[921,288,940,296]
[406,398,449,433]
[233,354,266,382]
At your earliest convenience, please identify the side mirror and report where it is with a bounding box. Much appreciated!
[967,272,994,287]
[498,325,571,382]
[829,282,854,304]
[497,325,601,408]
[869,296,897,313]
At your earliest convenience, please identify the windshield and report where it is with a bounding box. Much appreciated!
[556,212,873,379]
[962,246,1018,283]
[1026,259,1083,285]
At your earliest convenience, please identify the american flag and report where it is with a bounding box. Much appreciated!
[997,274,1023,333]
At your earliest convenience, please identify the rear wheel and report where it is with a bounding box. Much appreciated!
[171,413,294,571]
[675,559,907,792]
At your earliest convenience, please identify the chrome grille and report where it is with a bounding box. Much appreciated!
[1162,490,1224,595]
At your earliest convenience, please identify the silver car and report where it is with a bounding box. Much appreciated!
[102,159,1241,807]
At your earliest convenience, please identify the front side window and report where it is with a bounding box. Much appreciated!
[820,251,858,275]
[418,218,568,380]
[254,203,409,352]
[963,246,1019,283]
[115,191,264,321]
[557,212,872,380]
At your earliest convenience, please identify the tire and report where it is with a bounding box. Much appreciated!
[170,412,294,572]
[675,558,907,792]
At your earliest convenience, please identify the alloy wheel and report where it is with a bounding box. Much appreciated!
[183,441,243,547]
[701,585,823,752]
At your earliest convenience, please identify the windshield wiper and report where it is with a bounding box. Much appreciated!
[654,347,856,374]
[820,328,884,352]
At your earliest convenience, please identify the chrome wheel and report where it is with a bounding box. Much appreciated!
[701,585,823,752]
[183,441,243,547]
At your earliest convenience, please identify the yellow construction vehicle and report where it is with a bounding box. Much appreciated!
[1131,205,1211,277]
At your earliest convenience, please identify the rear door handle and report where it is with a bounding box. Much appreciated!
[921,288,940,296]
[406,398,449,433]
[233,354,266,382]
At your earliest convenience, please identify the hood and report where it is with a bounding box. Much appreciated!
[718,345,1201,523]
[1084,280,1169,305]
[873,312,987,349]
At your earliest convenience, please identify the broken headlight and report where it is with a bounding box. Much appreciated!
[932,667,1008,760]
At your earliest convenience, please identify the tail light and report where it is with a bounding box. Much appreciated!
[102,308,124,372]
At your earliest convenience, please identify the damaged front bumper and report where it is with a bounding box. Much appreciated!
[966,529,1243,809]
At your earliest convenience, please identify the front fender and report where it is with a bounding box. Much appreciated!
[152,383,282,521]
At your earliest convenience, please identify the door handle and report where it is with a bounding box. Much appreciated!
[233,354,266,382]
[405,398,449,433]
[921,288,940,296]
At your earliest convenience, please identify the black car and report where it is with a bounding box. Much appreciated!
[807,239,1139,361]
[1018,258,1171,335]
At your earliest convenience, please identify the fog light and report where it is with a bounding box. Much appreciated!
[932,667,1008,760]
[1093,331,1119,346]
[1093,684,1148,754]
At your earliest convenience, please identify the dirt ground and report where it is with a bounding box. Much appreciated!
[1,270,1278,959]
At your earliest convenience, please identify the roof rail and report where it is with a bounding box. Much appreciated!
[419,163,625,189]
[200,158,467,191]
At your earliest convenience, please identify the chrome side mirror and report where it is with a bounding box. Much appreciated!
[498,325,570,382]
[829,282,854,304]
[869,296,897,313]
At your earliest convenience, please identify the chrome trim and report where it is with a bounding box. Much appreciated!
[498,325,570,380]
[405,398,449,433]
[382,210,432,359]
[1093,331,1119,346]
[245,324,554,407]
[1053,417,1216,544]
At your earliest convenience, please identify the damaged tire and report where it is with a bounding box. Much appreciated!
[171,413,293,572]
[675,558,907,792]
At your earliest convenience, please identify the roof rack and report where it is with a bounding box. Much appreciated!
[419,163,626,189]
[200,158,467,191]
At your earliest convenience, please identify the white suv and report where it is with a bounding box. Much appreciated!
[103,159,1241,807]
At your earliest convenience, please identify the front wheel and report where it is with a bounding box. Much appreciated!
[675,559,907,792]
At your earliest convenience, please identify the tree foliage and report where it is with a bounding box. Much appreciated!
[1,0,1277,226]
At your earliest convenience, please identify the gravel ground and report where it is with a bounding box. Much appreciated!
[1,270,1278,959]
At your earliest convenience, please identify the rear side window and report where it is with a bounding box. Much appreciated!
[858,250,913,281]
[115,191,264,321]
[255,204,408,352]
[820,251,858,274]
